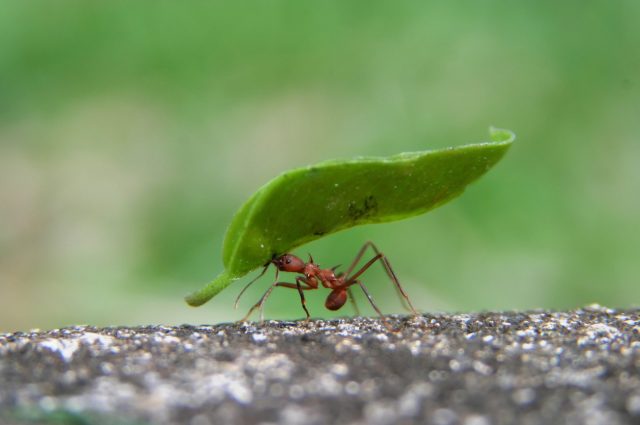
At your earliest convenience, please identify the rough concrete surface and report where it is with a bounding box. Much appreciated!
[1,305,639,425]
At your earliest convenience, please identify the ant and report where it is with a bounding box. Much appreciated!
[234,241,418,328]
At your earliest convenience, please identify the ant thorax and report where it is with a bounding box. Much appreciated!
[303,263,319,278]
[302,262,338,289]
[319,267,336,280]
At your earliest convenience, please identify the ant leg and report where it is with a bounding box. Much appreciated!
[349,242,415,313]
[261,279,314,321]
[345,241,418,315]
[295,276,312,321]
[353,280,392,331]
[336,271,360,315]
[344,241,384,277]
[240,282,277,322]
[234,264,277,309]
[267,278,313,320]
[347,287,361,315]
[240,281,313,322]
[241,280,286,322]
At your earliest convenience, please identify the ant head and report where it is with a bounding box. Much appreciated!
[272,254,305,273]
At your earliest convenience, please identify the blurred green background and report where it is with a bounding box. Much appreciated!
[1,2,639,332]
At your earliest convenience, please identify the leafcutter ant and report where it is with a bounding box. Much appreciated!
[235,241,418,328]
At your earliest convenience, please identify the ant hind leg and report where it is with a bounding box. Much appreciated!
[347,287,361,315]
[353,280,393,331]
[345,241,418,315]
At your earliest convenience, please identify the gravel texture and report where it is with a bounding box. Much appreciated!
[1,305,640,425]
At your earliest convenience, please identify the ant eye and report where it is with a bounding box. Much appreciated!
[286,258,291,264]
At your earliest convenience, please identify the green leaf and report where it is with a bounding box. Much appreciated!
[186,127,514,306]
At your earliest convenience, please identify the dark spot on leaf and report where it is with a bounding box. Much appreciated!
[348,195,378,221]
[314,230,326,236]
[364,195,378,212]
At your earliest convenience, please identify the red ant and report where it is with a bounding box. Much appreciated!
[234,242,418,327]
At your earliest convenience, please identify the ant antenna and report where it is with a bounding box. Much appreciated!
[234,263,277,309]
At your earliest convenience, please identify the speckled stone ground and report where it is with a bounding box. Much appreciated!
[1,306,639,425]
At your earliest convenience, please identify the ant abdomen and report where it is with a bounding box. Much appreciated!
[325,289,347,311]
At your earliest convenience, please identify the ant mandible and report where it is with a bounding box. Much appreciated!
[234,241,418,326]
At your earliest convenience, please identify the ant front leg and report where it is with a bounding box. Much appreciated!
[234,263,277,309]
[271,277,314,321]
[345,241,418,315]
[239,279,314,323]
[239,282,277,323]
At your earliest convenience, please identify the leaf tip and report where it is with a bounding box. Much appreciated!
[488,126,516,144]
